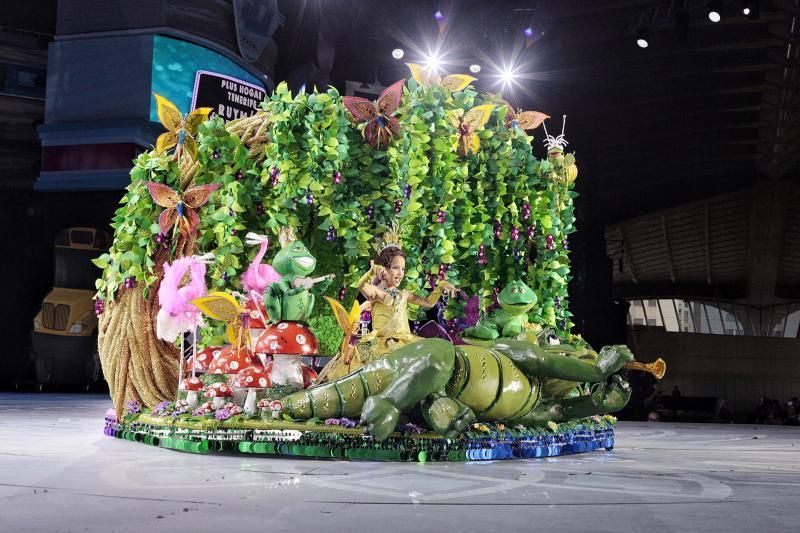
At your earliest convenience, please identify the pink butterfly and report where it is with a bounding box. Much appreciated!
[146,181,221,238]
[342,79,405,148]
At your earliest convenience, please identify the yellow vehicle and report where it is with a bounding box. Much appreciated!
[31,227,110,389]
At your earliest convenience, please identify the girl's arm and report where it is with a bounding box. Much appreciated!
[357,262,388,301]
[406,281,456,308]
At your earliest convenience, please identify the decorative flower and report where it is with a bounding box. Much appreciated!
[126,400,141,414]
[339,418,357,428]
[399,423,423,434]
[547,421,559,431]
[215,408,232,421]
[496,423,506,431]
[324,418,341,426]
[152,400,171,416]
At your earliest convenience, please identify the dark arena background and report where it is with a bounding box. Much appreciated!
[0,1,797,531]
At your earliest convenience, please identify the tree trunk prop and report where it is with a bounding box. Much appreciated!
[99,231,196,420]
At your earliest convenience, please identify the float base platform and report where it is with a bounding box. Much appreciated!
[103,411,615,462]
[2,393,799,532]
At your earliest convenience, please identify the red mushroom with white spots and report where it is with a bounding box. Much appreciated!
[204,382,234,410]
[232,366,272,415]
[255,322,319,388]
[179,376,204,409]
[184,346,221,377]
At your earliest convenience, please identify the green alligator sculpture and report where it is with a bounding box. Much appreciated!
[279,333,633,441]
[463,280,536,340]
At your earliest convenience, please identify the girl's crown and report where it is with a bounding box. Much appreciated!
[373,220,403,253]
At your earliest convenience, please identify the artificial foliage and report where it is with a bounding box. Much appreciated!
[95,77,578,334]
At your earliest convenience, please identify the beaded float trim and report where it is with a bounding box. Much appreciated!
[104,410,616,462]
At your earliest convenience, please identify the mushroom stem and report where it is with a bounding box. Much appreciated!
[272,355,304,388]
[186,391,199,409]
[243,389,258,415]
[212,397,226,410]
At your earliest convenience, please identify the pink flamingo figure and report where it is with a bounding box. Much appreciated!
[156,253,213,383]
[242,232,281,296]
[242,233,281,352]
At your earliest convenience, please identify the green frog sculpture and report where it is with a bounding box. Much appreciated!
[279,329,636,441]
[263,227,334,323]
[462,279,536,340]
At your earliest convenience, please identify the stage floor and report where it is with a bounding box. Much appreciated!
[1,393,798,532]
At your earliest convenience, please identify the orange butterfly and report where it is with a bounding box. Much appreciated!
[146,181,221,238]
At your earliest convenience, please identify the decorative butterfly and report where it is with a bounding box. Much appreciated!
[191,292,249,348]
[324,296,361,365]
[406,63,476,92]
[342,79,405,148]
[153,93,212,162]
[504,103,550,131]
[146,181,221,238]
[452,104,495,156]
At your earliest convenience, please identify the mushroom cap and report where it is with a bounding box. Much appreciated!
[179,376,204,391]
[232,366,272,389]
[245,299,269,329]
[204,382,233,398]
[184,346,222,374]
[255,322,319,356]
[207,345,258,375]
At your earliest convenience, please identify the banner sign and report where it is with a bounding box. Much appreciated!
[191,70,266,121]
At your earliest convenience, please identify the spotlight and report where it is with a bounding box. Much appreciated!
[742,0,759,19]
[434,10,444,21]
[424,54,441,72]
[469,64,481,73]
[500,67,515,86]
[707,0,721,22]
[392,48,404,60]
[636,28,650,48]
[523,27,534,38]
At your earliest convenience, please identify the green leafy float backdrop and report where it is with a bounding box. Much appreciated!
[94,78,577,350]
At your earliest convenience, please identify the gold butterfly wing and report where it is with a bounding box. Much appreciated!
[184,107,213,136]
[153,93,183,133]
[155,131,178,155]
[191,292,244,346]
[462,104,494,130]
[182,135,198,161]
[516,111,550,131]
[441,74,476,92]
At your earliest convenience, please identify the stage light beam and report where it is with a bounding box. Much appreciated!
[392,48,404,60]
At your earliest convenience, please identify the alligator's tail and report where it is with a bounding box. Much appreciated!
[281,359,395,420]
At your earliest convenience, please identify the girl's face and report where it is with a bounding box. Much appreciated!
[384,255,406,288]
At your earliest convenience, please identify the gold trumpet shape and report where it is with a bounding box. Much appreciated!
[624,357,667,380]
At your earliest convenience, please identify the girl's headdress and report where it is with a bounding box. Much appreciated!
[373,220,403,254]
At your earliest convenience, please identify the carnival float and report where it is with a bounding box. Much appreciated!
[96,65,665,461]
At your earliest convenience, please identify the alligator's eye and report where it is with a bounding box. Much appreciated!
[547,334,559,345]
